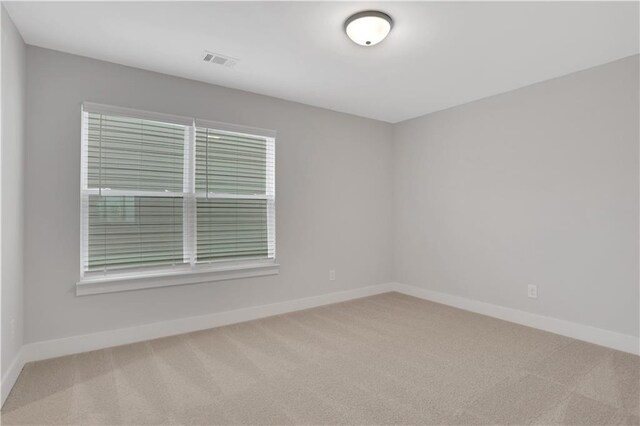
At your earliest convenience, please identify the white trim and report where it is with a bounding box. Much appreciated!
[2,284,391,407]
[25,284,393,364]
[83,189,185,197]
[3,282,638,407]
[77,261,280,296]
[183,125,196,265]
[82,102,194,127]
[391,283,640,355]
[1,347,25,407]
[199,192,269,200]
[266,136,276,259]
[195,118,276,139]
[79,104,278,289]
[82,103,277,139]
[0,6,2,408]
[79,110,89,279]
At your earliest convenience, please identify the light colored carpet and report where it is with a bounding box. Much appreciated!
[2,292,639,425]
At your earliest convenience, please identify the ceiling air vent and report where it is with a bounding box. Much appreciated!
[202,51,238,68]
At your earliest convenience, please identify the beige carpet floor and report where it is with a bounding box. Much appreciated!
[1,292,639,425]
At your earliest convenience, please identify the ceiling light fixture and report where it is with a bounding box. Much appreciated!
[344,11,393,46]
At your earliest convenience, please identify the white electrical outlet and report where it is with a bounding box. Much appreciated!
[528,284,538,299]
[329,270,336,281]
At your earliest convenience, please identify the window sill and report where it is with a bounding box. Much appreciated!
[76,261,280,296]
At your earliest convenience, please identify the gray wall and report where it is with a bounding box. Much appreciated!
[393,55,639,337]
[24,46,394,344]
[20,46,640,345]
[1,6,26,378]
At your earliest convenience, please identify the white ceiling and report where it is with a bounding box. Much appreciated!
[5,1,639,123]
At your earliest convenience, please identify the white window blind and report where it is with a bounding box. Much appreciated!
[194,123,276,262]
[80,104,276,281]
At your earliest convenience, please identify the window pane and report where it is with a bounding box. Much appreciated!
[88,196,184,271]
[195,128,267,195]
[196,198,268,261]
[87,112,185,192]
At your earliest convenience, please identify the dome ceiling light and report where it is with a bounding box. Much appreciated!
[344,11,393,46]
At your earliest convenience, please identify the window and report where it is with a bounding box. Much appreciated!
[79,103,277,295]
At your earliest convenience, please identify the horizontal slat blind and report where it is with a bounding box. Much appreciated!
[197,199,268,260]
[195,128,267,195]
[195,125,275,263]
[87,112,185,192]
[87,196,183,271]
[81,105,276,277]
[83,110,189,272]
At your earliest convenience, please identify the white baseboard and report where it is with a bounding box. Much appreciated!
[391,282,640,356]
[0,283,392,407]
[22,283,394,366]
[4,281,637,407]
[1,347,26,407]
[1,283,391,407]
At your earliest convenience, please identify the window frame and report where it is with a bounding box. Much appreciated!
[78,103,278,296]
